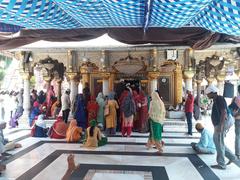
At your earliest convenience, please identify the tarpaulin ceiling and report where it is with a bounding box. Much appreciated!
[0,0,239,50]
[0,0,239,36]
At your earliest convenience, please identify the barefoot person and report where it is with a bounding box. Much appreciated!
[191,123,215,154]
[146,91,166,153]
[62,154,79,180]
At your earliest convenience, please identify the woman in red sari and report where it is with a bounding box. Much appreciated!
[49,116,68,139]
[87,96,99,127]
[137,90,149,133]
[119,89,129,128]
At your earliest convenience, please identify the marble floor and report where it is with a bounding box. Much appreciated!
[1,117,240,180]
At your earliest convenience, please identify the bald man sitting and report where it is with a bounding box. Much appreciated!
[191,123,216,154]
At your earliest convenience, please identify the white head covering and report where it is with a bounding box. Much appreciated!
[35,114,46,129]
[205,85,219,94]
[149,91,166,124]
[186,87,193,92]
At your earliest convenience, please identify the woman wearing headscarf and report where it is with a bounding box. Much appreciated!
[66,119,82,142]
[49,116,68,139]
[74,94,87,129]
[84,120,103,148]
[137,90,149,133]
[51,100,61,118]
[105,92,119,135]
[87,96,99,127]
[29,101,40,126]
[121,91,136,137]
[96,92,105,127]
[146,91,166,153]
[31,114,48,137]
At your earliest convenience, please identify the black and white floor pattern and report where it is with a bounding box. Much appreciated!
[1,119,240,180]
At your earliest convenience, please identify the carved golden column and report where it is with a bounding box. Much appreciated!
[216,72,226,96]
[148,71,160,93]
[56,78,62,101]
[183,68,195,92]
[152,48,158,71]
[196,79,202,119]
[66,72,79,105]
[100,72,110,96]
[109,72,116,92]
[206,76,215,85]
[80,66,90,89]
[174,64,183,105]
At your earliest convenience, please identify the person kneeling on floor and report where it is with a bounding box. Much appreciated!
[48,116,68,139]
[83,120,107,148]
[0,121,22,173]
[31,114,48,137]
[191,123,216,154]
[66,119,82,143]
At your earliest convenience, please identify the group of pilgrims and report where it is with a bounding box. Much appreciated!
[2,80,166,153]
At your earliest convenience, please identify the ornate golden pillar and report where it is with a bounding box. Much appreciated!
[80,66,90,89]
[100,72,110,96]
[174,64,183,105]
[196,79,202,120]
[66,72,79,104]
[206,76,215,86]
[148,71,160,93]
[151,48,158,71]
[109,72,115,92]
[183,69,195,92]
[56,78,62,101]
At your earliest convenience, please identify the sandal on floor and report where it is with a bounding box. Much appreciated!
[211,164,226,170]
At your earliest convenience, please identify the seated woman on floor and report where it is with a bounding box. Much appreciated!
[31,114,48,137]
[49,116,68,139]
[84,120,107,148]
[66,119,82,143]
[191,123,215,154]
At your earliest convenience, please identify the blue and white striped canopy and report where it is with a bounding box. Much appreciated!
[0,0,239,36]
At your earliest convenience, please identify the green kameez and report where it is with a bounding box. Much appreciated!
[149,118,163,141]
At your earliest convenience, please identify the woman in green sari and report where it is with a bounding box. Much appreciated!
[146,91,166,153]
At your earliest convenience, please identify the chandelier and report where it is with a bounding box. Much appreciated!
[113,55,145,74]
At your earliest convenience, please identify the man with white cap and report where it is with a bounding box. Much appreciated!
[205,84,238,169]
[185,88,194,135]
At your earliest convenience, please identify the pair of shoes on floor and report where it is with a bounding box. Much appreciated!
[211,164,226,170]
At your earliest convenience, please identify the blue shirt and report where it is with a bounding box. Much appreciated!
[196,129,215,151]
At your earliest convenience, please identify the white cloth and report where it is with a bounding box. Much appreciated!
[35,114,46,129]
[61,93,71,111]
[205,85,219,94]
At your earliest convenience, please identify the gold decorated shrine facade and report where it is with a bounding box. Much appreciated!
[14,46,240,106]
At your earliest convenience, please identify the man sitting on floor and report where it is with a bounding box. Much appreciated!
[191,123,216,154]
[0,121,22,173]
